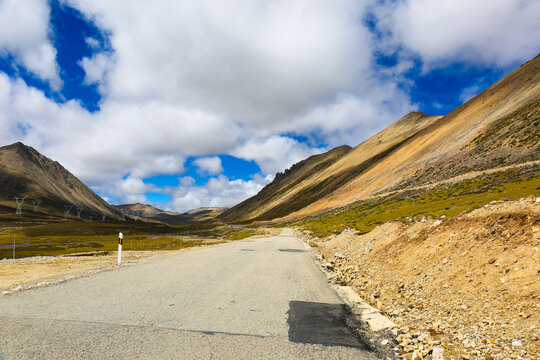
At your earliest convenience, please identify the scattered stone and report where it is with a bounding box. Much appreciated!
[431,347,443,360]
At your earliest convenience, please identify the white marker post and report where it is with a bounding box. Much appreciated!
[118,232,123,265]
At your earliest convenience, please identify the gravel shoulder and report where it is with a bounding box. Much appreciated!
[304,197,539,359]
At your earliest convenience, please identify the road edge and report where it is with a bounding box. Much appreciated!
[300,239,400,359]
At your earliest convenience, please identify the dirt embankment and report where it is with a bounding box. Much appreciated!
[309,196,539,359]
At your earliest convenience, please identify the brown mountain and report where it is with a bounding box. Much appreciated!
[0,142,117,218]
[219,112,441,222]
[220,53,540,223]
[113,203,227,225]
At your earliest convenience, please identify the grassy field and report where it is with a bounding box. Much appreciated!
[0,219,266,260]
[294,167,540,237]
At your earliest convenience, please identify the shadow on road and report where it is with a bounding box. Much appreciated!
[278,249,305,253]
[287,301,368,349]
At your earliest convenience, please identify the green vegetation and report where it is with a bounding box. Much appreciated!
[294,168,540,237]
[0,219,266,259]
[225,229,263,241]
[472,97,540,148]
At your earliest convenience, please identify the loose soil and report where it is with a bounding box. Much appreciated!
[0,251,157,295]
[306,196,539,359]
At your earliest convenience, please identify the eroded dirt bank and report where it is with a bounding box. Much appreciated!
[305,197,539,359]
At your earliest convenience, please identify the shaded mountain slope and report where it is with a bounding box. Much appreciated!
[218,145,352,222]
[0,142,116,217]
[114,203,226,225]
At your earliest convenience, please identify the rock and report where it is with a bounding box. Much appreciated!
[381,339,389,346]
[511,340,522,347]
[432,347,444,360]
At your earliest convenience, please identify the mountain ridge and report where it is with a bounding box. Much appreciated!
[220,53,540,223]
[0,142,117,218]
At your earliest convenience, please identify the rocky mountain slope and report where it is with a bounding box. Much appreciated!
[0,142,117,218]
[114,203,226,225]
[221,54,540,223]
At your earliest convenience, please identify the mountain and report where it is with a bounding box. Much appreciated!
[113,203,227,225]
[221,53,540,222]
[0,142,117,218]
[219,112,441,222]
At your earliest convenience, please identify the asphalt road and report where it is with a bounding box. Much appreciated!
[0,229,378,359]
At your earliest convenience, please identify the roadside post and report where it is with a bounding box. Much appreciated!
[118,232,123,264]
[13,236,16,259]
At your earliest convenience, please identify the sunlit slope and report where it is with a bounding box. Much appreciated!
[219,112,441,222]
[287,54,540,219]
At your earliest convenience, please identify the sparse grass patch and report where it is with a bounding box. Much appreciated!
[225,229,264,241]
[294,168,540,237]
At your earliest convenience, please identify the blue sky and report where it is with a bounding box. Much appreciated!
[0,0,538,211]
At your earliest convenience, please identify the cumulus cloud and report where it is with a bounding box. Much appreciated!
[170,174,271,212]
[384,0,540,68]
[3,0,538,210]
[231,136,324,175]
[0,72,237,185]
[193,157,223,176]
[0,0,60,87]
[65,0,375,127]
[79,52,115,87]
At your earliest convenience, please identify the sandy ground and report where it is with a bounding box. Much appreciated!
[304,196,540,359]
[0,230,280,296]
[0,251,157,295]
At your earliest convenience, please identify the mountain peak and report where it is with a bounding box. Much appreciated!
[0,142,115,216]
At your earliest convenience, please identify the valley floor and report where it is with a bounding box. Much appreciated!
[306,196,539,359]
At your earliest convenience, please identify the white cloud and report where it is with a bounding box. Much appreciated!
[193,156,223,176]
[232,136,324,175]
[386,0,540,68]
[79,52,115,87]
[0,0,60,87]
[65,0,375,126]
[0,73,238,187]
[4,0,537,211]
[84,37,101,50]
[170,174,271,212]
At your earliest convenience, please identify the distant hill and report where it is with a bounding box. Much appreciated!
[113,203,227,225]
[220,53,540,222]
[0,142,118,219]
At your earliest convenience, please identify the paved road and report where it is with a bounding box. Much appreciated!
[0,229,378,359]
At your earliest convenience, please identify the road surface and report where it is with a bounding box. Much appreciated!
[0,229,378,359]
